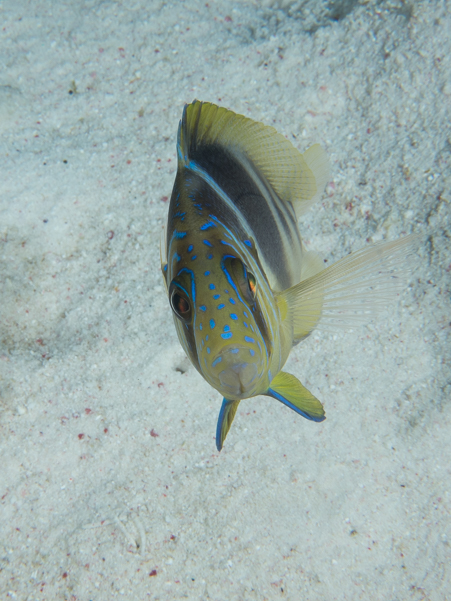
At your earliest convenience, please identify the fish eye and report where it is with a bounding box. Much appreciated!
[247,272,256,300]
[227,258,257,304]
[169,282,191,321]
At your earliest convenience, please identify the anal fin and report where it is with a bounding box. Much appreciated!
[267,371,325,422]
[216,398,241,451]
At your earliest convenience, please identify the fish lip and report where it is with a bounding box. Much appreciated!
[211,345,264,398]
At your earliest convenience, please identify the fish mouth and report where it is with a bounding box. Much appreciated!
[212,345,261,399]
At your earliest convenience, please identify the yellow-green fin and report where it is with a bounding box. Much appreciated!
[216,398,241,451]
[276,235,417,341]
[267,371,325,422]
[178,100,329,214]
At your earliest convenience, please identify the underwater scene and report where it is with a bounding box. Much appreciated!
[1,1,449,599]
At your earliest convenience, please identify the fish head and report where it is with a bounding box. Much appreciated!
[167,250,273,401]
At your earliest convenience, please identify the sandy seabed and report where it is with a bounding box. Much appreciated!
[1,1,450,599]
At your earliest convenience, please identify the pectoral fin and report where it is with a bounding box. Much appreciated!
[276,235,417,341]
[216,398,241,451]
[267,371,325,422]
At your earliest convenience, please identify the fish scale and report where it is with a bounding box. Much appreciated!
[162,100,416,451]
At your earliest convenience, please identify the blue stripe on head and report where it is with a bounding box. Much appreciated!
[220,254,246,305]
[203,240,213,247]
[174,231,187,239]
[212,356,222,367]
[200,221,215,230]
[176,267,196,305]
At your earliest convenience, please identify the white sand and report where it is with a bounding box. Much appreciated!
[1,1,450,599]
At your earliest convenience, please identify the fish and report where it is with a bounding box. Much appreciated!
[161,100,415,451]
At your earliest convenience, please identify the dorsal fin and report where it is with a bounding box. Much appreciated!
[177,100,329,216]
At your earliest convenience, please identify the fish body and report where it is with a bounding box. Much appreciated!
[162,100,414,451]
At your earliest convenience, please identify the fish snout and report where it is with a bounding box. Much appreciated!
[212,346,260,399]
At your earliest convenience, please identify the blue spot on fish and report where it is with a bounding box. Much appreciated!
[229,298,236,305]
[230,313,238,320]
[163,265,167,272]
[174,231,187,239]
[230,348,239,354]
[200,221,215,230]
[203,240,213,247]
[208,253,213,260]
[204,271,210,276]
[187,244,193,252]
[191,255,197,261]
[243,322,248,328]
[206,335,209,341]
[217,304,225,310]
[243,311,248,318]
[207,347,211,354]
[199,305,207,312]
[199,323,203,331]
[224,325,230,332]
[221,332,233,340]
[213,294,220,300]
[245,336,255,343]
[209,284,215,290]
[244,239,252,247]
[212,356,222,367]
[249,349,255,356]
[210,319,216,329]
